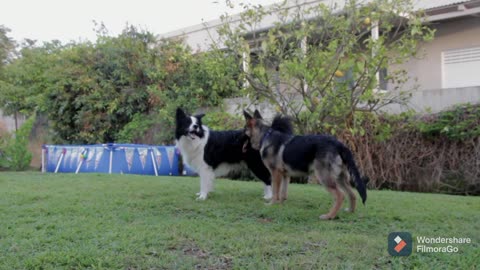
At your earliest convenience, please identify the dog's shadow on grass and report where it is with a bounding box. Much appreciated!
[198,190,373,226]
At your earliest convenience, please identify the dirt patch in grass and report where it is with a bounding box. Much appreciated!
[181,241,233,270]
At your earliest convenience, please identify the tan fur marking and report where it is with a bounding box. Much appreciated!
[247,118,256,128]
[272,170,283,204]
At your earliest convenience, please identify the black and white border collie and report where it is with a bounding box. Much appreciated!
[175,108,272,200]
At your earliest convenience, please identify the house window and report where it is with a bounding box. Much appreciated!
[336,67,388,92]
[442,46,480,88]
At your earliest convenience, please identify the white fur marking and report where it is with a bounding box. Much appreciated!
[176,125,213,199]
[264,185,272,200]
[214,162,245,177]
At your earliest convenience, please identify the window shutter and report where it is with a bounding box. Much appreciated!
[442,46,480,88]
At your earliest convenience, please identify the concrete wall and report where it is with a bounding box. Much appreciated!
[383,86,480,113]
[224,97,277,120]
[227,86,480,117]
[0,109,25,132]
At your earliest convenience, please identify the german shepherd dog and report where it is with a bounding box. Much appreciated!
[243,110,367,220]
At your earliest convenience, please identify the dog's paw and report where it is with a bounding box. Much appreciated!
[196,193,208,200]
[265,200,278,206]
[196,192,201,196]
[263,186,273,200]
[267,200,281,206]
[344,208,354,213]
[319,214,334,220]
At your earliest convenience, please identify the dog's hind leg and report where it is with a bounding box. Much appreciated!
[338,169,356,213]
[315,161,344,220]
[320,185,344,220]
[280,175,290,202]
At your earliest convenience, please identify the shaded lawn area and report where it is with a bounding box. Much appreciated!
[0,172,478,269]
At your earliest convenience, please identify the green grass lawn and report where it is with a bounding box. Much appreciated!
[0,172,478,269]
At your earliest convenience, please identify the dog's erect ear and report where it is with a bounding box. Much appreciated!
[195,113,205,121]
[176,108,187,120]
[253,109,263,119]
[243,110,253,121]
[243,110,256,129]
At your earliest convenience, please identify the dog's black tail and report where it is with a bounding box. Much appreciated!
[338,144,367,204]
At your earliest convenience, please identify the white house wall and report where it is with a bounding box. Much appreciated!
[398,16,480,91]
[383,16,480,113]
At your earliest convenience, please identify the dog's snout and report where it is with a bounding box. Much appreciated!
[193,124,198,129]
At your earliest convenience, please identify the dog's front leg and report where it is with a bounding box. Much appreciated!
[197,168,214,200]
[271,170,282,204]
[263,184,273,200]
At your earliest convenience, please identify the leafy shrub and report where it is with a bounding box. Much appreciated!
[416,104,480,140]
[117,113,155,143]
[0,115,35,170]
[202,110,244,131]
[1,27,240,145]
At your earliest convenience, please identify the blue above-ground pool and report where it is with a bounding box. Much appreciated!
[42,143,181,176]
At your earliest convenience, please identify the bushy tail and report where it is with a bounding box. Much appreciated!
[339,144,367,204]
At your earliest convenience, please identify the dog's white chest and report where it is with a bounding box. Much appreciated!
[176,129,209,171]
[177,138,203,170]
